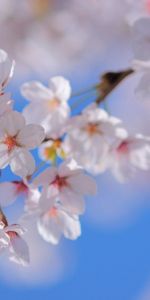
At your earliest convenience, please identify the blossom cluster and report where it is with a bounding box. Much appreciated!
[0,6,150,266]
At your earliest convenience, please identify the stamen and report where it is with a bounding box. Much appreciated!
[4,136,17,152]
[117,141,129,153]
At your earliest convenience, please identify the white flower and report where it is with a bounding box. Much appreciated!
[0,180,40,209]
[0,49,15,93]
[0,221,29,266]
[33,159,97,215]
[21,76,71,139]
[0,110,45,177]
[64,104,126,174]
[132,17,150,62]
[37,204,81,245]
[107,132,150,182]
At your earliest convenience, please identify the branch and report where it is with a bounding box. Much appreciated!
[95,68,134,105]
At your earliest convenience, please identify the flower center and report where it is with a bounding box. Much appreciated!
[4,136,17,152]
[13,181,28,195]
[117,141,129,154]
[48,207,58,218]
[52,175,68,189]
[48,98,60,110]
[85,123,101,136]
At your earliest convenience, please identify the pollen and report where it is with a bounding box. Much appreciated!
[85,123,100,135]
[4,136,17,152]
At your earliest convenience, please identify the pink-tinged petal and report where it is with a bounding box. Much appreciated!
[33,167,57,187]
[5,224,26,236]
[37,214,61,245]
[49,76,71,102]
[17,124,45,149]
[10,148,35,177]
[67,173,97,195]
[0,111,25,137]
[60,188,85,215]
[58,211,81,240]
[0,182,18,207]
[9,235,30,266]
[21,81,53,102]
[0,144,9,168]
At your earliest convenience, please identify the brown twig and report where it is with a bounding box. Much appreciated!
[96,68,134,105]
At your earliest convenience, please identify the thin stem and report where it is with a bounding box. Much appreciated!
[71,84,98,98]
[71,90,97,111]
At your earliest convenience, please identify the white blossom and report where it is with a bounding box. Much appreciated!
[33,159,97,215]
[0,110,45,177]
[64,104,127,174]
[21,76,71,139]
[107,132,150,182]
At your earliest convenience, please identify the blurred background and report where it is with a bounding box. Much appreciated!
[1,0,150,299]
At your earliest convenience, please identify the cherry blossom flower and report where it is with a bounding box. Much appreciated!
[33,159,97,215]
[0,49,15,93]
[64,104,127,174]
[0,220,29,266]
[107,132,150,182]
[37,203,81,245]
[0,110,45,177]
[21,76,71,139]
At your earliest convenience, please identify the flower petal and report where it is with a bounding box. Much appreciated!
[0,144,9,169]
[58,211,81,240]
[10,148,35,177]
[33,167,57,187]
[17,124,45,149]
[21,81,53,102]
[0,111,25,137]
[67,173,97,195]
[49,76,71,102]
[0,182,18,207]
[9,235,30,266]
[60,188,85,215]
[37,214,61,245]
